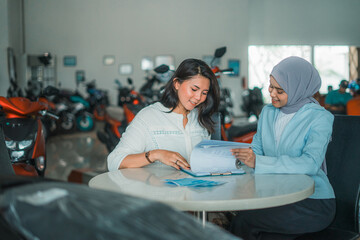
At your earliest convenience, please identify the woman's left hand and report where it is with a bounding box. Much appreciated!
[231,148,256,168]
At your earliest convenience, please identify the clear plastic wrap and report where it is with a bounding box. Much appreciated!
[0,180,240,240]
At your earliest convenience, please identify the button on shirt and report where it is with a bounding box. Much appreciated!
[107,102,210,171]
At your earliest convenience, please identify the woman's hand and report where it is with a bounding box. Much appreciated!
[231,147,256,168]
[152,149,190,170]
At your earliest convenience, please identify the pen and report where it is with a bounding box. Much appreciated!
[211,172,232,176]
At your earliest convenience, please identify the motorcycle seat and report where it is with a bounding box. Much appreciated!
[227,122,257,140]
[106,106,125,122]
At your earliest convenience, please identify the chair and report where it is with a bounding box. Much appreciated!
[0,123,15,176]
[296,115,360,240]
[211,112,221,140]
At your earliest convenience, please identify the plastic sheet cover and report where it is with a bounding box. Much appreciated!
[0,181,240,240]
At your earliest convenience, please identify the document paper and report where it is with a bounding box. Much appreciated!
[184,139,250,176]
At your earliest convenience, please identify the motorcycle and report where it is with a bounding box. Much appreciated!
[25,79,58,140]
[52,92,77,133]
[85,79,109,121]
[52,87,95,133]
[7,79,24,98]
[139,64,173,104]
[241,85,264,120]
[210,47,259,143]
[209,47,236,141]
[70,95,95,132]
[0,86,59,176]
[97,78,147,152]
[97,105,126,153]
[116,78,147,124]
[98,63,173,152]
[224,84,264,143]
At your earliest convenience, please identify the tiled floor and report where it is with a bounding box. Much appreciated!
[45,121,108,182]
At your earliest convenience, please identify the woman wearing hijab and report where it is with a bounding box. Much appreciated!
[230,56,335,239]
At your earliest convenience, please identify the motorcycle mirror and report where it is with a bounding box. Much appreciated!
[114,79,122,87]
[214,47,227,58]
[127,78,133,85]
[221,68,234,75]
[43,86,59,96]
[154,64,170,74]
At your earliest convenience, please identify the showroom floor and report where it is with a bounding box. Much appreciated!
[45,121,108,182]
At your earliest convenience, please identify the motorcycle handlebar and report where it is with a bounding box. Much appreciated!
[47,112,59,120]
[221,68,233,73]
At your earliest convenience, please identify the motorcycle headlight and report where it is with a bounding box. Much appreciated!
[18,139,33,150]
[35,156,45,171]
[11,151,25,160]
[5,140,16,150]
[224,115,232,124]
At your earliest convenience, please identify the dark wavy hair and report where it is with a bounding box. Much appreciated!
[160,58,220,133]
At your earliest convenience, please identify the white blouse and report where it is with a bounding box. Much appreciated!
[274,111,295,148]
[107,102,210,171]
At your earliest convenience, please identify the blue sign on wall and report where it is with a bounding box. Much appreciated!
[64,56,77,67]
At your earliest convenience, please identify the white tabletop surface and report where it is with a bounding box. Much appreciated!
[89,165,314,212]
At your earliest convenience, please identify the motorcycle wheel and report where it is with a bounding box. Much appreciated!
[42,119,57,140]
[76,112,94,131]
[59,112,76,133]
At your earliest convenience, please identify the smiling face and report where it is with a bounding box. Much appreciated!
[173,75,210,115]
[269,75,288,108]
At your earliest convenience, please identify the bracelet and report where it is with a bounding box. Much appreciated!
[145,151,153,163]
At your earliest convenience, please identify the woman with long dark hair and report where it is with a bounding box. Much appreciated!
[107,58,220,170]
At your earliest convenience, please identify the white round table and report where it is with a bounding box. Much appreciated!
[89,165,314,212]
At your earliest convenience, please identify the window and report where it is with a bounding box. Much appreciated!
[248,45,311,103]
[314,46,349,93]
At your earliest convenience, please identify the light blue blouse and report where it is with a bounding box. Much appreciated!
[252,103,335,199]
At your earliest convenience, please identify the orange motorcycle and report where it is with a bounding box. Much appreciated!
[0,86,58,176]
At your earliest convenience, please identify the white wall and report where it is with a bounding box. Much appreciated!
[249,0,360,45]
[0,0,9,96]
[3,0,360,115]
[24,0,249,115]
[0,0,22,97]
[8,0,23,86]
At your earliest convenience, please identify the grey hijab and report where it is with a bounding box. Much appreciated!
[270,56,321,114]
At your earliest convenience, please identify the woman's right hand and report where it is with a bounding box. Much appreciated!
[152,149,190,170]
[231,147,256,168]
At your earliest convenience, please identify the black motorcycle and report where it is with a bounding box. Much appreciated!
[139,64,173,104]
[241,86,264,119]
[84,79,109,121]
[210,47,235,140]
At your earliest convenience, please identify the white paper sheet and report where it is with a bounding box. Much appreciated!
[189,140,251,174]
